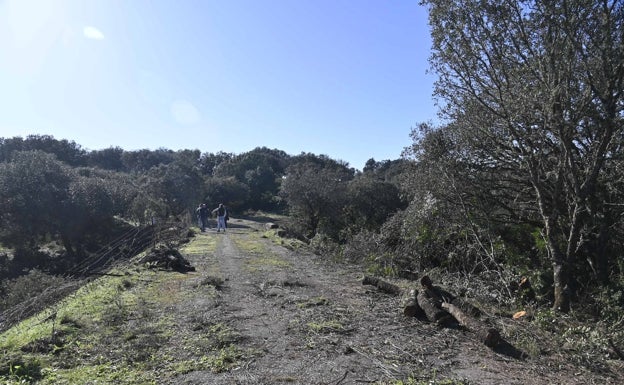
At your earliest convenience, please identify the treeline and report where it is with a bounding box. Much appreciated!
[0,135,410,287]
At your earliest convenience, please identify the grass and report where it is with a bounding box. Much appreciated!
[0,232,247,384]
[179,233,218,256]
[261,229,307,251]
[306,319,345,334]
[230,232,292,271]
[0,269,161,384]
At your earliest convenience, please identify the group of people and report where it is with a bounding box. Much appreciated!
[196,203,229,232]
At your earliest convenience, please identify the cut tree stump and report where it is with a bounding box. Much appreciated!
[441,302,501,347]
[362,276,401,295]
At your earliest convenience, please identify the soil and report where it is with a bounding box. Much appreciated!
[163,217,623,385]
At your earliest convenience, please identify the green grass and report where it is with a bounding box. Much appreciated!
[180,234,218,255]
[230,233,292,271]
[0,268,164,384]
[306,320,344,334]
[261,229,307,251]
[0,230,257,384]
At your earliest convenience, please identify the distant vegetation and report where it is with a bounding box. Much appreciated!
[2,0,623,336]
[0,135,410,305]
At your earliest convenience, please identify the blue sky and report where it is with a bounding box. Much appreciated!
[0,0,436,170]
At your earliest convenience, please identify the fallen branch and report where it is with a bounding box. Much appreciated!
[441,302,501,347]
[362,276,401,295]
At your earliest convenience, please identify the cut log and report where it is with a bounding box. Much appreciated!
[402,289,425,318]
[362,276,401,295]
[441,302,501,347]
[450,297,482,318]
[417,290,453,326]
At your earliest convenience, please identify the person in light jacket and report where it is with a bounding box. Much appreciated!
[212,203,227,232]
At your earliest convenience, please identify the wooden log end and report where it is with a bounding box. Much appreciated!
[403,303,426,319]
[420,275,433,289]
[483,328,502,348]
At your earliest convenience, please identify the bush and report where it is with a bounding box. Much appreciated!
[0,270,67,312]
[342,230,384,263]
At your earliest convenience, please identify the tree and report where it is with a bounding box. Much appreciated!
[0,151,73,251]
[146,159,204,217]
[121,148,176,173]
[0,135,86,166]
[87,147,125,171]
[204,176,250,211]
[280,159,353,239]
[0,151,136,261]
[344,176,407,234]
[213,147,289,210]
[198,151,233,176]
[423,0,624,311]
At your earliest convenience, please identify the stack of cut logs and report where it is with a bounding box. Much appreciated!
[364,275,501,348]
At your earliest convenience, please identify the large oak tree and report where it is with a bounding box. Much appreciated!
[423,0,624,310]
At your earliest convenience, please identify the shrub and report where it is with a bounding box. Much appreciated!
[0,270,67,312]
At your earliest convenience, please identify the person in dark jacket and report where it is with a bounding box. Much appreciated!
[196,203,209,232]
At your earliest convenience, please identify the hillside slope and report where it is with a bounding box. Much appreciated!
[1,217,622,384]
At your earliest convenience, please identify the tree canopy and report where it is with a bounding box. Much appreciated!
[422,0,624,311]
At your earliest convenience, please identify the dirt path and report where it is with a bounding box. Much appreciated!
[165,218,622,385]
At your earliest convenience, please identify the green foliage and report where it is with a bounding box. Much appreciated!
[86,146,125,171]
[120,148,176,173]
[0,270,66,312]
[213,147,288,211]
[421,0,624,310]
[204,176,250,211]
[203,345,244,373]
[146,159,203,216]
[0,135,86,166]
[0,151,73,248]
[198,151,233,176]
[0,354,43,383]
[279,158,353,239]
[342,176,407,236]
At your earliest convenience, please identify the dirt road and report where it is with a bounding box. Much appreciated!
[166,218,621,385]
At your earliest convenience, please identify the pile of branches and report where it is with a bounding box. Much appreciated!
[138,243,195,273]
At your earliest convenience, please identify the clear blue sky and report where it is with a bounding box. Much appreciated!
[0,0,436,170]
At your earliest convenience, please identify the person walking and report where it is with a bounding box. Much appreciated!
[196,203,209,232]
[212,203,227,232]
[223,205,229,229]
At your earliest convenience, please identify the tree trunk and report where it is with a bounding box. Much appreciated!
[552,262,570,312]
[61,233,76,259]
[441,302,501,347]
